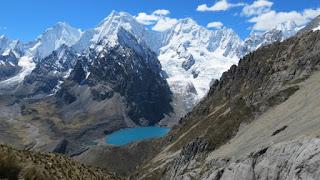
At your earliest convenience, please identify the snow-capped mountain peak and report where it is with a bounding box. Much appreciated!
[0,35,13,53]
[242,21,301,55]
[275,21,300,40]
[74,11,161,53]
[275,21,298,31]
[95,11,132,42]
[157,18,242,111]
[0,36,24,57]
[28,22,82,59]
[173,18,198,31]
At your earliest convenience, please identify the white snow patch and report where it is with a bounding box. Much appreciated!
[0,55,35,87]
[1,49,10,56]
[85,72,91,79]
[313,24,320,31]
[63,69,73,79]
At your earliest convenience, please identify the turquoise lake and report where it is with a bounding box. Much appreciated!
[106,126,170,146]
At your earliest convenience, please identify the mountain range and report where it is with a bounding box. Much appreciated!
[0,11,303,153]
[0,11,302,124]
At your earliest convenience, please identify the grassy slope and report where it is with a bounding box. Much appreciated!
[0,144,121,180]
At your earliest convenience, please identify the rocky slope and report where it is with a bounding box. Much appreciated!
[0,144,120,179]
[130,19,320,179]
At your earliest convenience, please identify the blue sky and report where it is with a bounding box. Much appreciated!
[0,0,319,41]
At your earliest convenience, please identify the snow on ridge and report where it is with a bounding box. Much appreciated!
[313,24,320,31]
[0,55,35,88]
[28,22,82,59]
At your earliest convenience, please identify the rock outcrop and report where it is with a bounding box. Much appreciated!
[0,51,21,81]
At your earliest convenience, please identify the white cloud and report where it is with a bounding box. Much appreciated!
[152,17,178,31]
[135,9,177,31]
[249,8,320,31]
[135,12,159,25]
[241,0,273,16]
[153,9,170,16]
[197,0,245,12]
[207,21,224,29]
[135,9,171,25]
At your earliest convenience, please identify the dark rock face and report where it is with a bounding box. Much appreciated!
[0,51,21,81]
[169,139,208,175]
[180,138,210,158]
[52,139,69,154]
[56,89,76,104]
[91,85,114,101]
[191,69,200,78]
[69,61,86,84]
[52,139,87,155]
[181,55,195,71]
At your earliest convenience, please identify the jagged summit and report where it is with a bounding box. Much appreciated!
[175,18,197,27]
[0,35,22,56]
[95,11,140,42]
[27,22,82,59]
[275,20,298,31]
[74,10,158,53]
[242,20,301,54]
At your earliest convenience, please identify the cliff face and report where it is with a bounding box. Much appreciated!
[133,24,320,179]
